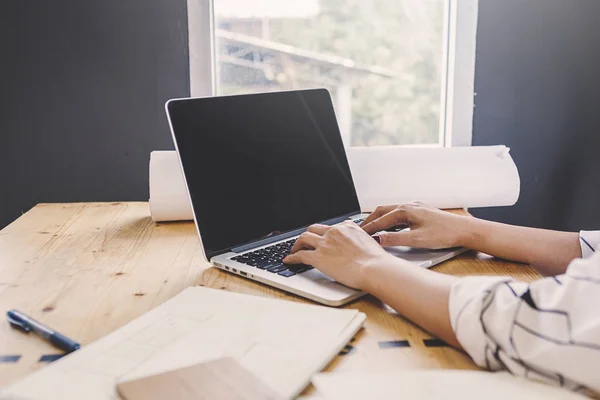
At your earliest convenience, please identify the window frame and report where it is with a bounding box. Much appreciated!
[187,0,478,147]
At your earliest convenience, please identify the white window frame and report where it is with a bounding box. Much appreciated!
[187,0,478,147]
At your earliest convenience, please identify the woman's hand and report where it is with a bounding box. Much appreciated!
[284,218,462,348]
[360,202,472,249]
[283,221,396,290]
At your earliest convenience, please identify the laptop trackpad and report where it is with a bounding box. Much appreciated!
[298,268,360,297]
[385,246,459,265]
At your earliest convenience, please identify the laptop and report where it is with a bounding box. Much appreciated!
[165,88,465,306]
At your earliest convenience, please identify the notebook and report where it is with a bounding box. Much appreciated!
[310,371,588,399]
[0,287,365,400]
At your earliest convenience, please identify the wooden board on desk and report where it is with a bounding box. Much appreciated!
[0,203,541,389]
[116,357,282,400]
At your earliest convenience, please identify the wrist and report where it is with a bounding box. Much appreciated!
[360,254,404,293]
[456,216,486,249]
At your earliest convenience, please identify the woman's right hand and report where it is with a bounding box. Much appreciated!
[360,202,474,249]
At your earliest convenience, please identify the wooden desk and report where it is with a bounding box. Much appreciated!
[0,202,541,388]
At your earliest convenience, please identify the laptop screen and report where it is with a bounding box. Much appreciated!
[167,89,361,258]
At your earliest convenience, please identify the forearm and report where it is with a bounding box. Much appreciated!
[460,217,581,276]
[363,257,461,348]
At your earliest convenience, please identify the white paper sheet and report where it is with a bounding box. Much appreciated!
[310,371,587,400]
[148,146,520,221]
[0,287,365,400]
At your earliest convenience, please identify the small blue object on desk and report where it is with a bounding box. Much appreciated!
[378,340,411,349]
[339,344,356,356]
[0,355,21,363]
[6,310,80,354]
[38,354,66,363]
[423,338,449,348]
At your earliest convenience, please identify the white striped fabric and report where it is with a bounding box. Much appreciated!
[449,231,600,395]
[580,230,600,259]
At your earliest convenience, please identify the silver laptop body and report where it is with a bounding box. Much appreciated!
[165,89,465,307]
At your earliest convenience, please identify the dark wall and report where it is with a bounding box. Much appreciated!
[4,1,599,232]
[0,1,189,229]
[472,0,600,231]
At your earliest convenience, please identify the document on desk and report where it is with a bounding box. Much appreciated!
[0,287,365,400]
[310,371,587,400]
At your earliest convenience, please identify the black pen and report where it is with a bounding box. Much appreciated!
[7,310,80,354]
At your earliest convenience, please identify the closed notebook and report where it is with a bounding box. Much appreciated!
[1,287,365,400]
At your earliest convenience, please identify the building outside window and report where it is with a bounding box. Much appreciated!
[189,0,478,148]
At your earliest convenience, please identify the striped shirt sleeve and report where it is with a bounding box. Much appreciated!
[449,252,600,394]
[580,231,599,258]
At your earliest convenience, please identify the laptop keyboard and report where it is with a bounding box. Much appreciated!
[231,238,313,277]
[230,218,364,278]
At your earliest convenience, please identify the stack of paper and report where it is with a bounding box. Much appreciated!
[310,371,587,400]
[0,287,365,400]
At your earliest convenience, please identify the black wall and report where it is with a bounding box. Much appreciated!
[0,1,189,229]
[472,0,600,231]
[3,1,599,232]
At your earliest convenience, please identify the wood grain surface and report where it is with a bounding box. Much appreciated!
[0,203,541,388]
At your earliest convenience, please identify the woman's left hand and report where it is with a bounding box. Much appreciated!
[283,221,395,290]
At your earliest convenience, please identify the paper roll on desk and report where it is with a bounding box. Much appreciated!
[149,146,520,222]
[149,151,194,222]
[347,145,520,211]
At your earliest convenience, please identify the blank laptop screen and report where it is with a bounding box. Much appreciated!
[167,89,361,258]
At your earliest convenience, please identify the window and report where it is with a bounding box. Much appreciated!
[188,0,477,147]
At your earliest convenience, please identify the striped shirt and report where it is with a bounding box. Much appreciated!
[449,230,600,394]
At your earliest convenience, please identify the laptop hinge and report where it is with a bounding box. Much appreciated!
[231,212,360,254]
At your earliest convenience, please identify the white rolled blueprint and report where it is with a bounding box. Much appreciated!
[148,146,520,221]
[345,145,520,211]
[148,151,194,222]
